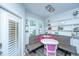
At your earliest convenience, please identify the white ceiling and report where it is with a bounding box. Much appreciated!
[24,3,79,18]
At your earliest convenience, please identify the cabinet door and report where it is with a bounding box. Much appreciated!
[70,38,79,54]
[70,38,79,46]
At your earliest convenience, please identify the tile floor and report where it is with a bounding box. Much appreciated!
[26,47,65,56]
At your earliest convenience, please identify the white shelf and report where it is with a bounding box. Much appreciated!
[51,23,79,27]
[48,30,73,32]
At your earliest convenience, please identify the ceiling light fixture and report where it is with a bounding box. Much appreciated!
[45,5,55,13]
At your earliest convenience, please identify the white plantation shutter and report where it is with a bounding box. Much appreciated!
[8,20,18,56]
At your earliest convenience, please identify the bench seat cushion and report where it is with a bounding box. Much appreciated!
[27,42,43,52]
[58,43,77,54]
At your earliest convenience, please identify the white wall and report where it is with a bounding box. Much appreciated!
[25,11,44,44]
[46,8,79,36]
[0,3,25,17]
[0,3,26,56]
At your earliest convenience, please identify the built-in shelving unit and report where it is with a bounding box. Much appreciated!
[51,21,79,32]
[51,23,79,28]
[47,16,79,36]
[59,23,79,26]
[52,16,79,22]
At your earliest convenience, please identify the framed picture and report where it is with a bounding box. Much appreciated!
[30,20,36,26]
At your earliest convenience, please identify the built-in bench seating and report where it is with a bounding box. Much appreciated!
[26,43,77,55]
[26,35,77,55]
[56,35,77,55]
[26,42,43,52]
[26,35,43,52]
[58,43,77,55]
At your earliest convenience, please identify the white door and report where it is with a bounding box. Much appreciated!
[0,8,21,56]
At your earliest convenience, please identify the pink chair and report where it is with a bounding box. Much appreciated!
[44,44,57,56]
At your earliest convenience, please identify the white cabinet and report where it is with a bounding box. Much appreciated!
[70,38,79,54]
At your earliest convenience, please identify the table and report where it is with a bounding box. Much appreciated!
[41,39,59,56]
[41,39,59,45]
